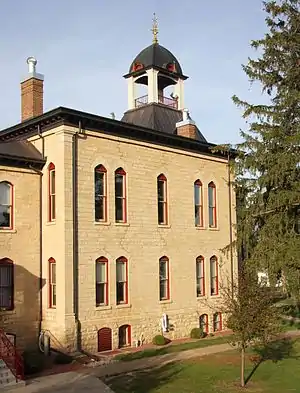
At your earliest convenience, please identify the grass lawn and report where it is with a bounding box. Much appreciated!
[114,335,232,362]
[104,338,300,393]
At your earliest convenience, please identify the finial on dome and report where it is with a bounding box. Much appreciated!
[151,13,158,44]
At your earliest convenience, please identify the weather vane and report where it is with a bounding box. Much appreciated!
[151,13,159,44]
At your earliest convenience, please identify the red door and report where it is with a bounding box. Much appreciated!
[98,327,112,352]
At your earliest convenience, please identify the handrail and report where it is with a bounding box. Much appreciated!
[40,329,67,353]
[0,328,24,381]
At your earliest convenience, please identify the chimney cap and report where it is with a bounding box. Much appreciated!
[21,56,44,82]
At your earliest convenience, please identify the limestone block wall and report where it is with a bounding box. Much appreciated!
[75,130,237,352]
[0,166,41,351]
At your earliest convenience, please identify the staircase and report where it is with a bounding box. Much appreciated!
[0,329,25,389]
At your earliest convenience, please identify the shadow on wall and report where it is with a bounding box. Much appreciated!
[0,261,46,351]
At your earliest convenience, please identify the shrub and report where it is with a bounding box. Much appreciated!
[190,328,207,339]
[53,352,73,365]
[22,350,45,375]
[152,335,168,346]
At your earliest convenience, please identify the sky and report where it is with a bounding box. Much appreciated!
[0,0,268,145]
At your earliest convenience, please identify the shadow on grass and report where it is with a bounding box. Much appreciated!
[245,338,297,385]
[103,362,182,393]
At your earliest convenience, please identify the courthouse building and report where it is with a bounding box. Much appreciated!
[0,23,237,353]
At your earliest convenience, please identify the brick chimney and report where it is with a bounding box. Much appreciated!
[21,57,44,122]
[176,109,198,139]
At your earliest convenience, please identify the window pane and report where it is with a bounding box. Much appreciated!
[115,197,124,221]
[0,206,10,227]
[0,288,12,308]
[117,282,125,303]
[50,171,55,194]
[208,186,214,206]
[159,261,167,279]
[196,261,203,278]
[115,175,123,197]
[116,262,125,281]
[157,180,164,202]
[195,206,200,226]
[209,207,214,226]
[0,183,10,205]
[95,197,104,220]
[158,202,165,224]
[52,285,56,306]
[210,258,216,276]
[51,196,56,220]
[96,283,105,304]
[95,172,104,196]
[96,262,106,282]
[51,263,56,283]
[194,185,200,205]
[0,265,12,286]
[160,280,167,300]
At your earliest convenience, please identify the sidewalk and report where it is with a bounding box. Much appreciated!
[89,329,300,379]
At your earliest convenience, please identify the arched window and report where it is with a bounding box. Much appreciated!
[49,257,56,308]
[116,257,128,304]
[115,168,127,223]
[96,257,108,306]
[0,181,13,229]
[208,182,217,227]
[159,256,170,301]
[118,324,131,348]
[213,312,222,332]
[196,256,205,297]
[98,327,112,352]
[157,174,168,225]
[210,256,218,296]
[95,165,107,222]
[0,258,13,310]
[199,314,208,333]
[48,163,56,222]
[194,180,203,227]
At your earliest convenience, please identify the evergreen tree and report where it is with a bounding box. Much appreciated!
[233,0,300,304]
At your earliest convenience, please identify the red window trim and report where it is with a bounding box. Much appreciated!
[0,258,14,310]
[210,256,219,296]
[196,256,205,297]
[96,256,109,306]
[95,165,108,222]
[116,256,128,305]
[48,163,56,222]
[0,181,14,230]
[194,180,203,227]
[48,257,56,308]
[115,168,127,223]
[159,256,170,301]
[213,312,222,332]
[157,174,168,225]
[208,182,217,228]
[200,313,208,333]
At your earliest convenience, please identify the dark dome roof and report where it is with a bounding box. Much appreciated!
[129,43,184,76]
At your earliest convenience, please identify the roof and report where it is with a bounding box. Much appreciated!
[122,103,207,143]
[0,140,45,169]
[0,106,234,160]
[125,43,187,79]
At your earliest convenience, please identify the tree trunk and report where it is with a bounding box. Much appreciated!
[240,346,245,387]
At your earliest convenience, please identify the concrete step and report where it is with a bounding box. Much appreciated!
[0,359,23,389]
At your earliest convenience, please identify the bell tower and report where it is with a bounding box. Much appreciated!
[123,14,188,112]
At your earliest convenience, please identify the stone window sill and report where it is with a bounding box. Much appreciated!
[0,229,17,233]
[95,305,112,311]
[158,224,171,229]
[114,223,130,227]
[159,299,172,305]
[94,221,111,226]
[116,303,132,309]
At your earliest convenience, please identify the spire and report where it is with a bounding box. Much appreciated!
[151,13,158,44]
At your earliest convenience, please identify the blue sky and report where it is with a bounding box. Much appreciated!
[0,0,268,144]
